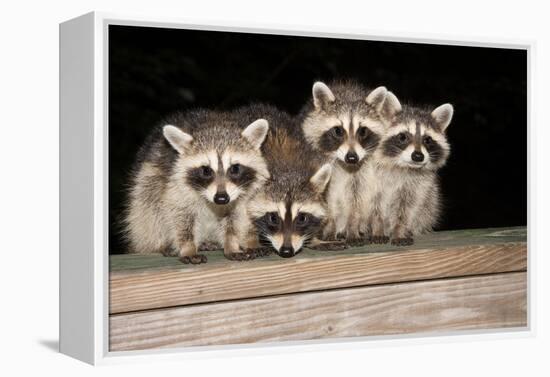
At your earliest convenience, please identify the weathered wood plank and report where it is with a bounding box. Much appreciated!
[110,236,526,313]
[110,272,527,351]
[110,226,527,272]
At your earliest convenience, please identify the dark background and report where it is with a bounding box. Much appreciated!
[109,25,527,253]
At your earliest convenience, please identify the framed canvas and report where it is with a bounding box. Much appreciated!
[59,11,531,365]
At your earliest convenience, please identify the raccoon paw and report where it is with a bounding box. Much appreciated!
[198,241,222,251]
[347,235,372,247]
[391,237,414,246]
[179,254,208,264]
[320,232,345,242]
[225,251,257,261]
[371,235,390,244]
[310,240,348,251]
[328,240,349,250]
[161,248,179,257]
[244,247,272,257]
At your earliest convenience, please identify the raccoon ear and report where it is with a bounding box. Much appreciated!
[431,104,454,131]
[163,125,193,154]
[381,91,402,122]
[310,163,333,194]
[312,81,336,110]
[365,86,388,111]
[242,118,269,150]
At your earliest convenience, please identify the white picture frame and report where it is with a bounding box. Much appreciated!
[59,11,533,365]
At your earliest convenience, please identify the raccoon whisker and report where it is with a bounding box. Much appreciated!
[259,240,273,248]
[256,227,272,237]
[302,235,312,245]
[257,234,275,249]
[304,228,321,236]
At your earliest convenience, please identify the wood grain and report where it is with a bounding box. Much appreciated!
[110,272,527,351]
[110,241,526,314]
[110,227,527,272]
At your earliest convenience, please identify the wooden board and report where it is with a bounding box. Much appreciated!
[110,272,527,351]
[110,227,526,314]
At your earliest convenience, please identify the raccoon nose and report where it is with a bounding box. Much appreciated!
[213,192,230,205]
[345,151,359,164]
[411,151,425,162]
[279,246,295,258]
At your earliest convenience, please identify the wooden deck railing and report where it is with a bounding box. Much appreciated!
[109,226,527,351]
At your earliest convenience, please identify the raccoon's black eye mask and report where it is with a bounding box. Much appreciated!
[423,136,444,163]
[397,132,410,144]
[331,126,345,138]
[356,125,381,151]
[383,132,412,157]
[296,213,308,225]
[255,211,322,235]
[186,166,215,188]
[357,126,368,139]
[228,163,241,177]
[200,166,214,178]
[261,212,281,232]
[226,164,256,189]
[320,126,345,151]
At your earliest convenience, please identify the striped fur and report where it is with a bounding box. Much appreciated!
[299,80,389,244]
[365,93,453,245]
[234,104,333,257]
[123,108,269,262]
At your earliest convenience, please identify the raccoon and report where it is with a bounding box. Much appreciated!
[234,104,335,258]
[123,109,270,264]
[299,80,390,245]
[365,92,453,245]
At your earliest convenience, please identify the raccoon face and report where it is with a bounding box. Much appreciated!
[379,97,453,171]
[249,164,332,258]
[163,119,269,206]
[302,82,389,169]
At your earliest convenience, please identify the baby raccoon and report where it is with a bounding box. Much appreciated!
[124,109,269,264]
[234,104,335,258]
[366,92,453,245]
[299,80,390,245]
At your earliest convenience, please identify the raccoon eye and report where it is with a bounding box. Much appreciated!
[424,136,434,145]
[296,213,309,225]
[357,127,369,139]
[228,163,241,177]
[267,212,280,226]
[397,132,409,144]
[200,166,213,178]
[331,126,345,138]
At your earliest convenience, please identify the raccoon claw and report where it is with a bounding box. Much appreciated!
[371,235,389,244]
[391,237,414,246]
[161,248,178,257]
[328,241,349,250]
[179,254,208,264]
[310,240,348,251]
[346,236,372,247]
[225,251,257,261]
[198,241,221,251]
[244,247,272,257]
[320,232,345,242]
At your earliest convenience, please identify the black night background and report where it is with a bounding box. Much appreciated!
[108,25,527,253]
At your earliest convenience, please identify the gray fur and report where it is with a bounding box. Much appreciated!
[366,94,453,244]
[123,108,269,259]
[298,80,389,243]
[235,104,333,255]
